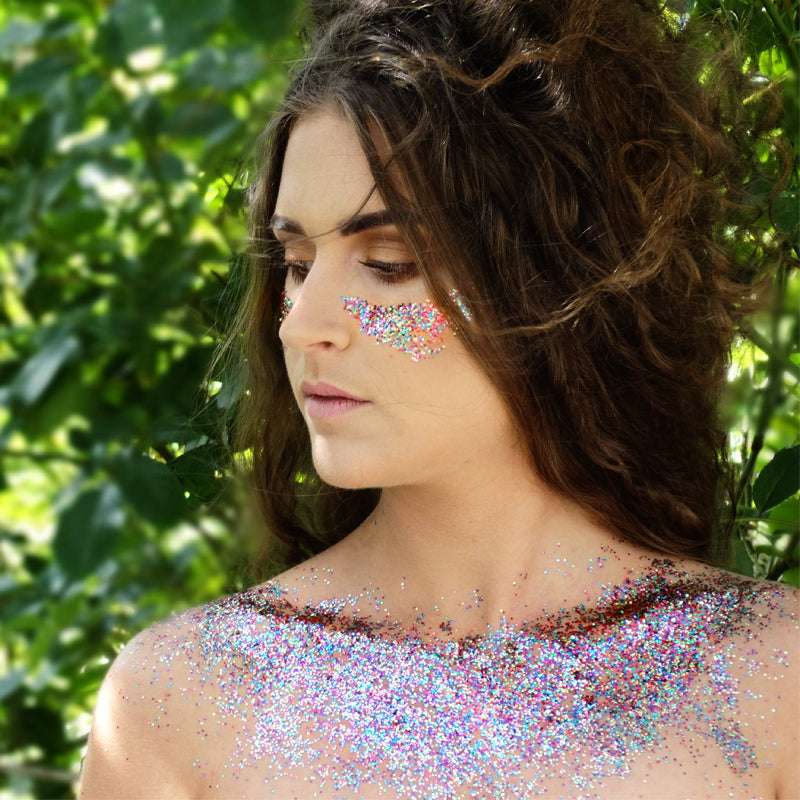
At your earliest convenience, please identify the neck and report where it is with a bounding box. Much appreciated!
[336,467,640,630]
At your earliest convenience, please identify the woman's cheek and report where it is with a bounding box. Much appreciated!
[342,289,472,362]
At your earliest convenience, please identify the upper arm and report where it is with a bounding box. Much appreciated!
[771,588,800,800]
[78,625,199,800]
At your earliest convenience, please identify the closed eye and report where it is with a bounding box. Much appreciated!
[283,260,313,283]
[360,259,419,284]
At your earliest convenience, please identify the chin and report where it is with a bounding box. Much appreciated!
[320,475,373,491]
[312,459,373,491]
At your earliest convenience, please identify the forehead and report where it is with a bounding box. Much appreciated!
[274,109,387,234]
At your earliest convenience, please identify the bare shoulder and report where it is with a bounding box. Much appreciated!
[677,561,799,668]
[689,565,799,799]
[741,577,800,800]
[78,608,210,800]
[667,557,798,618]
[79,586,298,799]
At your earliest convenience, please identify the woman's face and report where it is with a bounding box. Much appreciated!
[276,108,519,491]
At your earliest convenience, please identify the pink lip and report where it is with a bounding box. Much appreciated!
[301,381,370,420]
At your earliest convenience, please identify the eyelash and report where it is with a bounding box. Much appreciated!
[281,259,418,285]
[359,259,418,284]
[283,261,312,283]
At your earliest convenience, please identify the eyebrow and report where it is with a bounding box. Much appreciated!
[269,210,402,238]
[340,210,397,236]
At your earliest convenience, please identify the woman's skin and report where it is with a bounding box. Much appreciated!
[78,108,799,800]
[275,109,625,625]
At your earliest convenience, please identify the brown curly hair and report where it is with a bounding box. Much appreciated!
[234,0,780,569]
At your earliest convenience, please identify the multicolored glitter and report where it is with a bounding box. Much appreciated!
[341,296,450,361]
[280,290,292,322]
[281,289,471,360]
[448,288,473,322]
[118,560,796,798]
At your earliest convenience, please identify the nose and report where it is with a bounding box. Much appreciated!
[278,259,352,353]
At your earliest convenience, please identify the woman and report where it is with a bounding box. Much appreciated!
[79,0,799,797]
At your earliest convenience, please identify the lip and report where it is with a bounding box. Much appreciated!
[301,381,370,420]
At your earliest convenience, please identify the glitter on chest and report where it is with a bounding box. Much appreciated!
[142,565,791,798]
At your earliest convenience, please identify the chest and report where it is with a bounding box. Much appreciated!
[185,619,776,800]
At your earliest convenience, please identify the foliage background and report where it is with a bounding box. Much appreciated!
[0,1,797,798]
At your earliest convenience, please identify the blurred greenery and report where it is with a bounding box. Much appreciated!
[0,0,303,796]
[0,0,797,798]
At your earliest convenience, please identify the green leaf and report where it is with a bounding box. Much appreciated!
[0,668,26,702]
[765,496,800,529]
[184,47,264,90]
[171,443,227,506]
[98,0,163,60]
[10,327,81,406]
[53,484,125,579]
[722,1,776,58]
[753,445,800,515]
[8,56,70,97]
[779,567,800,588]
[17,110,56,167]
[774,190,799,241]
[14,705,66,756]
[17,373,91,441]
[0,19,43,50]
[159,0,229,55]
[165,103,241,149]
[130,94,164,136]
[231,0,298,43]
[157,151,186,182]
[111,453,187,527]
[753,539,783,557]
[42,14,82,42]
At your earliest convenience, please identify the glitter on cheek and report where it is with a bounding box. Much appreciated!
[341,296,451,361]
[279,291,292,323]
[279,288,472,360]
[448,288,473,322]
[342,290,472,362]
